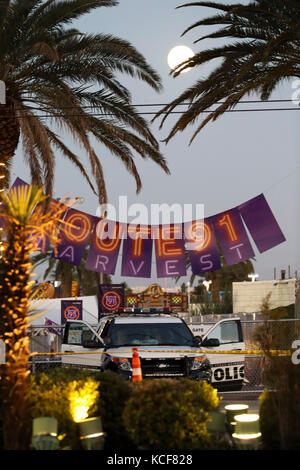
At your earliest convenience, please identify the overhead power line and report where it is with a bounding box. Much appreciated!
[0,106,299,121]
[0,98,298,113]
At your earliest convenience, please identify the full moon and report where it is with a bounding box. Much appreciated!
[167,45,195,73]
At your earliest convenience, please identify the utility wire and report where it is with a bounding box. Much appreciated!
[0,106,299,121]
[1,99,295,112]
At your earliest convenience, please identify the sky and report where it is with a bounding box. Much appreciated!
[12,0,300,288]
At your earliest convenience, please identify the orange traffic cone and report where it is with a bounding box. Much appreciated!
[132,347,142,382]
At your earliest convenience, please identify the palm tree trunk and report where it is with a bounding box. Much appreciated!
[0,99,20,191]
[211,271,220,303]
[0,222,32,450]
[60,261,73,297]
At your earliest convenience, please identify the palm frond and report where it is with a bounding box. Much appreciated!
[0,0,168,204]
[154,0,300,143]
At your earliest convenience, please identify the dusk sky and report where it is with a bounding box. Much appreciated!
[12,0,300,287]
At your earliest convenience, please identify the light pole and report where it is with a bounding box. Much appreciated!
[203,280,212,291]
[186,281,191,313]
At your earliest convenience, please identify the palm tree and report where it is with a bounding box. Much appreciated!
[32,246,112,297]
[154,0,300,144]
[0,183,69,449]
[0,0,169,202]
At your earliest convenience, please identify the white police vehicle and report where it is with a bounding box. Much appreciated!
[61,308,211,382]
[189,319,245,390]
[61,309,245,390]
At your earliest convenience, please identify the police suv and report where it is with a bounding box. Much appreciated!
[61,309,245,390]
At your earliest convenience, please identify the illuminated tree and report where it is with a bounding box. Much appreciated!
[0,184,70,450]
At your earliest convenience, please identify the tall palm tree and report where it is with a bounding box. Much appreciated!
[154,0,300,144]
[0,0,169,202]
[0,184,69,449]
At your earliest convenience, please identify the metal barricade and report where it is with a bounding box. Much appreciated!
[27,318,300,396]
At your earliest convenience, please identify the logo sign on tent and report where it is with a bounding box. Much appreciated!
[61,300,83,324]
[98,284,125,319]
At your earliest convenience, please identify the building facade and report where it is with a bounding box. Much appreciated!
[233,278,300,317]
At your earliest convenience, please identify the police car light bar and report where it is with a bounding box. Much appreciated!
[119,307,173,315]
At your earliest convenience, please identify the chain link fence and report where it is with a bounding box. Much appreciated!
[28,317,300,394]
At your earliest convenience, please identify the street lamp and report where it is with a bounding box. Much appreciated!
[203,280,212,291]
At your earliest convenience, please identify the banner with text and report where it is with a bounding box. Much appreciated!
[85,219,124,274]
[7,178,287,278]
[184,218,222,274]
[53,208,96,265]
[212,208,255,266]
[98,284,125,319]
[121,224,153,278]
[154,224,186,278]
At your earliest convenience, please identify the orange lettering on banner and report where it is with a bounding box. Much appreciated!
[218,213,238,242]
[128,226,151,257]
[186,221,212,252]
[156,226,183,257]
[63,213,92,243]
[95,220,121,252]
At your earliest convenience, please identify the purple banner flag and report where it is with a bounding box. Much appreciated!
[154,224,186,278]
[10,177,30,190]
[54,208,96,265]
[44,318,62,336]
[61,300,82,324]
[85,219,124,275]
[184,219,221,274]
[98,284,125,319]
[121,225,152,278]
[238,194,286,253]
[212,208,255,266]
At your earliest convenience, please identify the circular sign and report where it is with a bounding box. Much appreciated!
[102,291,122,311]
[63,305,81,321]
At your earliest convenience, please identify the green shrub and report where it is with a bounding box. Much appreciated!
[259,389,280,449]
[122,378,220,450]
[98,371,134,450]
[29,368,101,449]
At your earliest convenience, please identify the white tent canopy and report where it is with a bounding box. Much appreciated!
[29,296,99,326]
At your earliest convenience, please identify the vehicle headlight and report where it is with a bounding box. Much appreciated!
[111,357,132,371]
[191,356,207,370]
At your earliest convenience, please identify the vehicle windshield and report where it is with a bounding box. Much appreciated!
[108,322,195,347]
